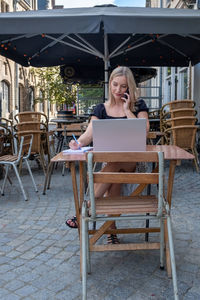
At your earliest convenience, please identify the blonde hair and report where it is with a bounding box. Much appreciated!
[108,66,138,111]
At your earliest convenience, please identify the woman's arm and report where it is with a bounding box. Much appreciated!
[69,116,98,149]
[137,111,150,132]
[123,97,150,132]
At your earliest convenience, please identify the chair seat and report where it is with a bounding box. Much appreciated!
[93,195,158,215]
[0,155,18,162]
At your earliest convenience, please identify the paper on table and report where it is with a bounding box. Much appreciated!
[62,147,93,154]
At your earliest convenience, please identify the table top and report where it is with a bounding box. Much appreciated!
[51,118,83,124]
[149,119,160,122]
[51,145,194,163]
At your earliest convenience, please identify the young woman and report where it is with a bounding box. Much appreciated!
[66,66,149,244]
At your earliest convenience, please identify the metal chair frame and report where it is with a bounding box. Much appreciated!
[81,151,178,300]
[0,135,38,201]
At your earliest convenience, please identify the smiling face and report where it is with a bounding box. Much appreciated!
[110,75,128,101]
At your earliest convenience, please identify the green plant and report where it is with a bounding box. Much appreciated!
[31,66,77,108]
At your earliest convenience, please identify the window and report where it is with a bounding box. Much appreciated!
[1,81,10,113]
[179,68,188,99]
[1,1,9,12]
[29,87,34,111]
[166,0,171,6]
[39,90,44,112]
[4,62,8,76]
[19,68,23,79]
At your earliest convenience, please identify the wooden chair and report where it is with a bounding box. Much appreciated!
[14,111,48,127]
[81,151,178,300]
[56,122,88,175]
[160,100,195,119]
[170,108,197,118]
[15,122,49,174]
[55,122,88,153]
[0,117,13,128]
[0,125,14,155]
[0,135,38,201]
[165,116,198,127]
[169,99,195,110]
[165,125,199,172]
[159,101,197,145]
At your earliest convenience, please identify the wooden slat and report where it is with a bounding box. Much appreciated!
[89,227,160,235]
[95,207,158,214]
[89,220,115,247]
[92,195,158,215]
[0,155,18,162]
[90,242,160,252]
[96,194,156,203]
[93,172,159,184]
[90,151,159,163]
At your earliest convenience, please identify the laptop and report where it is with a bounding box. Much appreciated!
[92,118,147,152]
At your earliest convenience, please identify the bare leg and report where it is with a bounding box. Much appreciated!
[94,162,136,198]
[94,162,136,243]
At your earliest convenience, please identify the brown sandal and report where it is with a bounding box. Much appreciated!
[107,234,120,244]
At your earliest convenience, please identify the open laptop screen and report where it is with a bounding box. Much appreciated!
[92,118,147,152]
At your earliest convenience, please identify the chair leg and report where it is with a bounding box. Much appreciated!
[47,162,54,190]
[62,162,66,176]
[39,147,46,175]
[160,218,165,269]
[24,159,38,192]
[43,162,53,194]
[13,164,28,201]
[82,203,88,300]
[1,165,9,195]
[192,148,199,173]
[166,215,179,300]
[2,166,12,185]
[86,219,91,274]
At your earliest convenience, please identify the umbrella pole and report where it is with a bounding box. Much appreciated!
[104,34,109,101]
[188,61,192,99]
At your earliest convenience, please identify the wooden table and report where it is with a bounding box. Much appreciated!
[51,118,85,128]
[44,145,194,276]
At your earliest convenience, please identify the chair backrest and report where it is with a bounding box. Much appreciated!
[170,108,197,118]
[160,101,196,133]
[166,116,197,127]
[16,121,41,132]
[16,134,33,162]
[0,117,13,128]
[14,112,48,126]
[15,121,47,153]
[169,99,195,110]
[0,124,14,155]
[87,151,164,219]
[62,122,88,137]
[167,125,197,149]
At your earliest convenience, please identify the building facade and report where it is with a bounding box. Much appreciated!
[0,0,57,120]
[146,0,200,121]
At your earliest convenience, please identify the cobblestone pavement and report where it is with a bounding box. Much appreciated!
[0,159,199,300]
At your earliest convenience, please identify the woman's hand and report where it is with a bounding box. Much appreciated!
[121,93,131,113]
[69,139,82,150]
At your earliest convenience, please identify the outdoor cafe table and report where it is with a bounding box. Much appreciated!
[51,118,86,128]
[44,145,194,277]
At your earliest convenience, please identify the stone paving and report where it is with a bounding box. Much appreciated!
[0,158,199,300]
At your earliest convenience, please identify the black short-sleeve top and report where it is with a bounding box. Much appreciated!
[90,98,148,119]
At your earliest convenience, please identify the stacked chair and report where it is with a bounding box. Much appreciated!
[14,112,51,174]
[159,100,199,172]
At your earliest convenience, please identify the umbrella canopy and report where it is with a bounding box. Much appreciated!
[60,64,157,84]
[1,6,200,68]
